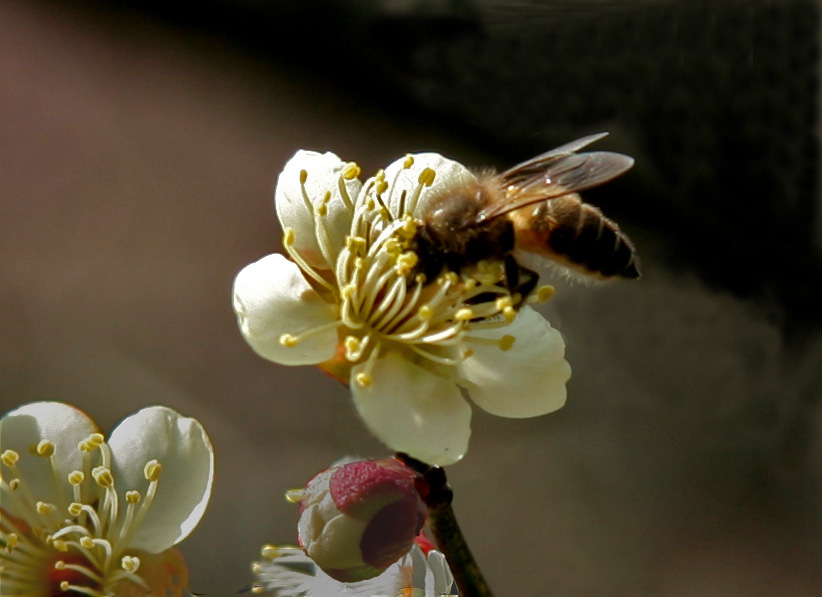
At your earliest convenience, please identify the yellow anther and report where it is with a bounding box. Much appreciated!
[395,251,418,275]
[36,502,56,515]
[52,540,69,552]
[341,284,356,300]
[354,257,365,270]
[284,488,304,504]
[536,285,555,302]
[503,306,517,322]
[316,191,331,217]
[282,227,295,247]
[261,544,280,560]
[121,555,141,573]
[415,273,427,284]
[279,333,299,348]
[463,348,475,358]
[343,336,361,359]
[5,533,18,551]
[441,271,459,285]
[418,167,436,186]
[384,237,401,256]
[346,235,367,253]
[60,582,70,591]
[474,261,504,284]
[299,169,308,184]
[417,305,433,321]
[68,503,83,517]
[9,479,19,491]
[366,198,376,211]
[394,216,417,240]
[495,296,514,311]
[355,372,373,387]
[144,460,162,482]
[68,471,84,486]
[78,433,105,453]
[499,334,516,351]
[455,308,475,322]
[80,537,95,549]
[126,490,141,504]
[376,179,389,194]
[342,162,361,180]
[403,155,414,169]
[55,560,67,570]
[1,449,20,467]
[92,466,114,488]
[36,440,55,458]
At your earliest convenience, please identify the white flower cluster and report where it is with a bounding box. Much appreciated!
[0,402,214,596]
[252,543,456,597]
[233,150,571,465]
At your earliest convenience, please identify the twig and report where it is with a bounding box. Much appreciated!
[396,453,494,597]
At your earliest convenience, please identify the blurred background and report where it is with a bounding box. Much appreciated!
[2,0,821,594]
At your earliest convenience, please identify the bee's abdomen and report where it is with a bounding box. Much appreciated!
[515,194,640,279]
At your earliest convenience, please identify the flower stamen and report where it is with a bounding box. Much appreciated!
[1,404,212,597]
[278,319,341,349]
[403,167,436,217]
[282,227,337,295]
[354,339,383,387]
[531,284,556,303]
[113,460,161,555]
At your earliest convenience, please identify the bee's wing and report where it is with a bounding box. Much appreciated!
[502,132,611,178]
[480,134,634,221]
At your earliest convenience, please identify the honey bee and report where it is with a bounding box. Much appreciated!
[410,133,639,300]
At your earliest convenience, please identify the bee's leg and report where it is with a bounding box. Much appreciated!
[504,254,520,290]
[505,255,539,306]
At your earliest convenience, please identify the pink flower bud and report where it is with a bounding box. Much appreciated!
[297,458,427,583]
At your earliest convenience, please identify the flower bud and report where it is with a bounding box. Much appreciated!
[297,458,427,582]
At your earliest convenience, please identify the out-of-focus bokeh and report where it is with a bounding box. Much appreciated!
[2,1,821,594]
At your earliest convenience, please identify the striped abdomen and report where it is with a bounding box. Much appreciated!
[508,193,640,279]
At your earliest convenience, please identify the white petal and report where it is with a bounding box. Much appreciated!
[275,150,360,269]
[307,512,369,569]
[0,402,97,517]
[233,253,339,365]
[351,352,471,466]
[379,152,477,219]
[108,406,214,553]
[426,549,456,595]
[459,307,571,418]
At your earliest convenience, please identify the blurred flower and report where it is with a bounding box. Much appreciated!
[233,150,571,465]
[252,542,456,596]
[0,401,214,597]
[295,458,427,583]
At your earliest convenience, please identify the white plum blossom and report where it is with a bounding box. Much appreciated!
[233,150,571,465]
[0,401,214,597]
[251,542,456,596]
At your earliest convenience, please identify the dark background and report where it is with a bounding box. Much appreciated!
[2,1,821,594]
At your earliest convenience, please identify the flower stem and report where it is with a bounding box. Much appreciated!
[396,453,494,597]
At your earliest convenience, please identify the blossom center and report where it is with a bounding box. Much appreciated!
[280,160,553,387]
[0,435,163,595]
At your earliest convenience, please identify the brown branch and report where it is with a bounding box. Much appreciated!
[396,453,494,597]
